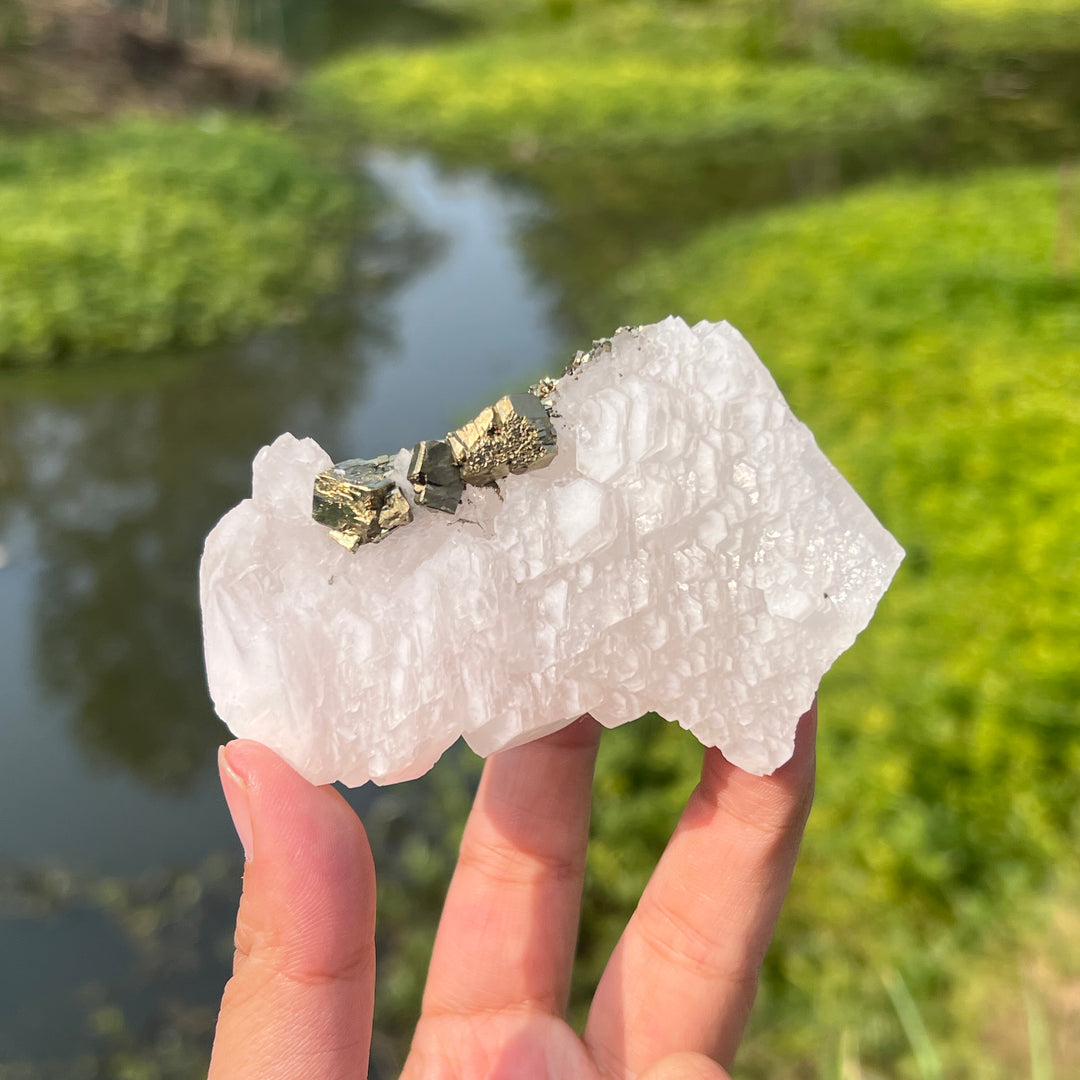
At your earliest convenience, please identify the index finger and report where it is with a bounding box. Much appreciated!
[585,702,817,1078]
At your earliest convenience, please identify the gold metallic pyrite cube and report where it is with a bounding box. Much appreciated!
[312,389,558,549]
[447,393,557,485]
[312,456,413,551]
[408,439,465,514]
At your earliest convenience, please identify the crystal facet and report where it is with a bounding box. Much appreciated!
[201,318,904,786]
[312,455,412,549]
[408,439,466,514]
[447,392,558,485]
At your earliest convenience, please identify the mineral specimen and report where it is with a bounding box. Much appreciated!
[323,391,559,545]
[312,455,413,551]
[447,392,558,485]
[200,317,904,786]
[407,439,466,514]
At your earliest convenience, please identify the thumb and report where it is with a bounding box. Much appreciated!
[639,1053,734,1080]
[208,740,376,1080]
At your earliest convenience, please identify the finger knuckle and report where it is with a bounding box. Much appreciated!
[696,766,815,845]
[457,830,584,888]
[231,901,373,988]
[637,893,760,989]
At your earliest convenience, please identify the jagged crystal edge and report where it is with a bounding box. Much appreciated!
[200,317,904,786]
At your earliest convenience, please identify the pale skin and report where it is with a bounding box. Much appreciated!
[209,702,816,1080]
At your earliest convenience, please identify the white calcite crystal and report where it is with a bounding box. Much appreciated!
[201,318,903,785]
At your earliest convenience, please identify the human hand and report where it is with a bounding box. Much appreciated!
[208,703,816,1080]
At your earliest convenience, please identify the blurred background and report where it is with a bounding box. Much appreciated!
[0,0,1077,1076]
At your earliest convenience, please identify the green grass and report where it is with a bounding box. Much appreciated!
[409,0,1080,56]
[927,0,1080,50]
[0,115,362,367]
[803,0,1080,64]
[567,165,1079,1076]
[306,38,940,163]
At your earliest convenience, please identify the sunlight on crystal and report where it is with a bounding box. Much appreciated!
[200,318,904,786]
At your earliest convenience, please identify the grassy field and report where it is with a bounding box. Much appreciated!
[413,0,1080,54]
[306,0,1079,169]
[0,116,361,367]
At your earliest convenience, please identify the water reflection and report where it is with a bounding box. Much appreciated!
[488,49,1080,336]
[515,147,880,334]
[3,299,385,797]
[0,151,566,1067]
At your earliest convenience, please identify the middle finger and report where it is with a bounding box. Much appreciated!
[421,714,601,1019]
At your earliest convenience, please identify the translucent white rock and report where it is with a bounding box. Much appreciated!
[200,318,903,785]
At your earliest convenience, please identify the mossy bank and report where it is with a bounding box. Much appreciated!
[0,116,362,368]
[306,34,939,165]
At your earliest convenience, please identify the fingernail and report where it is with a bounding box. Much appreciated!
[219,744,254,861]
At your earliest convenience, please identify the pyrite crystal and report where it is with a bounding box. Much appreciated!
[408,439,465,513]
[314,389,560,548]
[312,456,412,551]
[447,393,558,485]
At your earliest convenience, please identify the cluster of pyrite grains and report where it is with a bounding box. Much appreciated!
[202,317,905,787]
[447,393,558,484]
[312,456,412,552]
[313,390,560,547]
